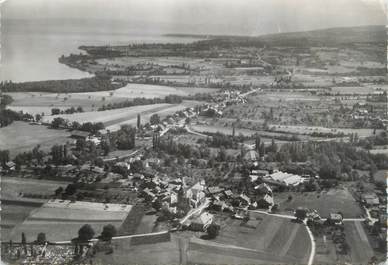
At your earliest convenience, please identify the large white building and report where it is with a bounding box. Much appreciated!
[265,171,303,186]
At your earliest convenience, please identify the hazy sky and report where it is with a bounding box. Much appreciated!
[2,0,387,35]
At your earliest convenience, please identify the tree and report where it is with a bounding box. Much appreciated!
[137,113,141,129]
[259,142,265,157]
[36,232,46,245]
[100,224,117,241]
[76,139,86,151]
[131,160,143,173]
[51,117,65,129]
[217,147,227,162]
[51,145,64,165]
[206,223,220,239]
[54,186,64,196]
[0,149,9,167]
[21,232,26,244]
[32,145,44,164]
[150,113,160,125]
[21,232,27,255]
[35,113,42,122]
[51,108,61,115]
[117,125,136,150]
[255,135,261,151]
[65,183,77,196]
[78,224,95,242]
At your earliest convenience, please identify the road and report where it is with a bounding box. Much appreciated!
[54,230,170,245]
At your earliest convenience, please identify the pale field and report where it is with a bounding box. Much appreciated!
[41,101,198,132]
[369,148,388,155]
[269,124,383,137]
[42,103,172,124]
[0,121,72,157]
[10,200,132,242]
[261,91,321,101]
[331,86,388,94]
[6,84,215,114]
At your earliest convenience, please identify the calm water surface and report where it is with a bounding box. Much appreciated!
[1,19,199,82]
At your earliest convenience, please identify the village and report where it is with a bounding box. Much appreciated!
[1,17,387,265]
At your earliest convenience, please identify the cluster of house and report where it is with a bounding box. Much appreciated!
[149,107,198,134]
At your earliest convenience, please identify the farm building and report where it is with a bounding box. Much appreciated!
[70,130,90,140]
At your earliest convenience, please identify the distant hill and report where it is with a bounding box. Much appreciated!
[257,25,386,46]
[166,25,386,47]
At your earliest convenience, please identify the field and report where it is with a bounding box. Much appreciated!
[1,177,71,241]
[0,121,72,157]
[343,221,375,264]
[9,200,132,242]
[93,235,181,265]
[1,177,71,201]
[269,125,381,138]
[331,86,388,94]
[1,202,41,242]
[206,212,310,264]
[276,188,363,218]
[6,84,215,115]
[42,101,198,132]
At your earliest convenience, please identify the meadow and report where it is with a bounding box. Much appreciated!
[0,121,72,157]
[276,188,363,218]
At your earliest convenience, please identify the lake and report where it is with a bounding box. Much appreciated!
[1,19,200,82]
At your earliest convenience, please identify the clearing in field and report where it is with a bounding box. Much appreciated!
[276,188,363,218]
[0,121,71,157]
[9,200,132,242]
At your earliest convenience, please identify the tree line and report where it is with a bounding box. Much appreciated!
[0,76,122,93]
[98,94,183,111]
